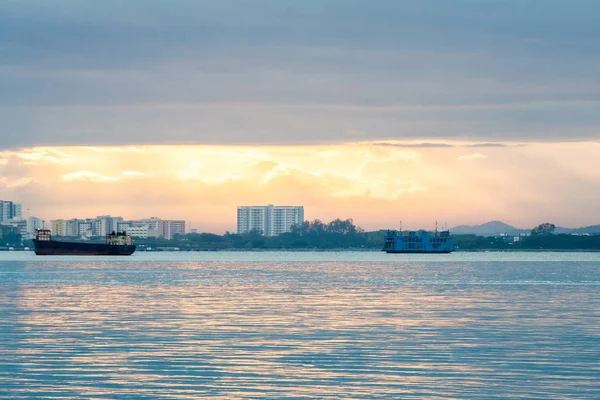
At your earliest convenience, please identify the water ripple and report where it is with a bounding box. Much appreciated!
[1,255,599,398]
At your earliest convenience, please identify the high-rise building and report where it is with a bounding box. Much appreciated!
[237,205,304,236]
[13,204,22,220]
[0,200,22,222]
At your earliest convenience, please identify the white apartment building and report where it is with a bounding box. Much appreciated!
[117,218,184,239]
[137,217,162,233]
[51,219,67,236]
[131,218,185,239]
[78,222,93,237]
[132,217,162,238]
[122,224,151,239]
[26,217,44,239]
[13,204,22,220]
[237,205,304,236]
[116,221,132,233]
[51,219,91,237]
[95,215,124,236]
[51,218,115,237]
[162,220,186,239]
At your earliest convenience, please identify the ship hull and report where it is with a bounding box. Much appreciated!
[383,229,454,254]
[33,240,136,256]
[383,249,453,254]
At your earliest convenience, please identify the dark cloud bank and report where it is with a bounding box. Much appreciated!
[1,0,599,147]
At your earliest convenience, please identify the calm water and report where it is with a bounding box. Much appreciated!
[1,251,599,399]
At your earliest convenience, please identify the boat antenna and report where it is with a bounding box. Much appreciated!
[435,220,438,233]
[399,220,402,232]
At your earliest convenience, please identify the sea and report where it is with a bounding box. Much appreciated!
[0,251,599,399]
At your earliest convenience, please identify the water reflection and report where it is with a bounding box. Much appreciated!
[1,259,599,398]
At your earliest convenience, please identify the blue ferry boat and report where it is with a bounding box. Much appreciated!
[383,229,454,253]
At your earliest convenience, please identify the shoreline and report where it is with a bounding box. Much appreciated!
[131,248,600,253]
[2,247,600,253]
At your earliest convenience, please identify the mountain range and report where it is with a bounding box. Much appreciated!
[450,221,600,236]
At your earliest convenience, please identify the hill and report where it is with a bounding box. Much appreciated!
[555,225,600,235]
[450,221,525,236]
[451,221,600,236]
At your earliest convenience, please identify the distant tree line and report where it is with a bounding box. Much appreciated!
[531,222,556,236]
[169,219,377,250]
[0,225,21,247]
[143,219,600,251]
[451,222,600,250]
[5,219,600,251]
[157,219,600,251]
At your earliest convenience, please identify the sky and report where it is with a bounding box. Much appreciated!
[1,0,599,232]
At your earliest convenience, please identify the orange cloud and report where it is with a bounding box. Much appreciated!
[1,141,599,232]
[457,153,486,160]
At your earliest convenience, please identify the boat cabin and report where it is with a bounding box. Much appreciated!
[106,231,133,246]
[34,228,52,241]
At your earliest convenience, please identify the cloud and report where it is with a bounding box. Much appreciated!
[366,141,454,148]
[62,171,118,182]
[0,1,599,146]
[1,142,600,231]
[457,153,487,161]
[329,178,429,200]
[83,146,144,153]
[13,148,75,164]
[0,177,32,189]
[62,170,149,182]
[120,171,149,178]
[464,143,520,148]
[357,140,531,148]
[347,129,365,137]
[259,164,293,185]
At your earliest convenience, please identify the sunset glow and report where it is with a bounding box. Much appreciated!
[2,141,598,232]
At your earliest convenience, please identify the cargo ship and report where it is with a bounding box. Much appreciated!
[383,228,454,253]
[33,229,136,256]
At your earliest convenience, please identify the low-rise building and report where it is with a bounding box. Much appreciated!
[48,216,185,239]
[162,220,186,239]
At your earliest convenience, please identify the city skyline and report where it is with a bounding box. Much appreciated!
[1,1,599,232]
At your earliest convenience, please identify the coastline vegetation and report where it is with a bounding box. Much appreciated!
[3,219,600,251]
